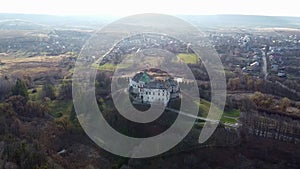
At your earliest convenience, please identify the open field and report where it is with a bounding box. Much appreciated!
[177,53,199,64]
[0,55,69,83]
[221,109,240,124]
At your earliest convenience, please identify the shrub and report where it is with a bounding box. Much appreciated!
[12,79,29,101]
[59,80,72,100]
[41,84,56,100]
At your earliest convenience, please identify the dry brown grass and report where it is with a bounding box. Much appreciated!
[0,55,64,77]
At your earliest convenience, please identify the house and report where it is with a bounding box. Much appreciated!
[129,69,180,105]
[271,64,279,72]
[277,71,286,78]
[250,61,260,67]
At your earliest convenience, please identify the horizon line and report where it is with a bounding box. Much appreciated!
[1,12,300,18]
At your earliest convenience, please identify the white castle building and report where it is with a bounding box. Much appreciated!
[128,69,180,105]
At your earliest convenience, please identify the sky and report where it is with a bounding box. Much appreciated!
[0,0,299,17]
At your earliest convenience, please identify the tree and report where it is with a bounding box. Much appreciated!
[69,105,80,126]
[279,97,291,111]
[25,101,49,117]
[246,77,255,91]
[69,105,83,133]
[12,79,28,100]
[96,72,111,90]
[0,102,15,117]
[2,141,47,169]
[6,95,27,115]
[240,96,256,112]
[227,78,241,90]
[41,83,56,100]
[0,76,13,100]
[56,117,72,131]
[296,102,300,109]
[251,92,274,109]
[255,79,265,91]
[59,80,72,100]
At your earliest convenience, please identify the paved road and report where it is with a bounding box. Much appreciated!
[261,49,268,79]
[165,107,240,129]
[165,107,219,123]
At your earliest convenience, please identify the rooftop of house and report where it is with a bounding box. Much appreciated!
[132,69,167,82]
[139,71,151,83]
[144,80,170,89]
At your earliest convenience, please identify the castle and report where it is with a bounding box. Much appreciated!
[128,69,180,105]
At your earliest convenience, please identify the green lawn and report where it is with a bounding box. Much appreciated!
[177,53,199,64]
[220,116,238,124]
[223,109,240,117]
[96,63,132,71]
[194,99,212,117]
[195,99,240,124]
[221,109,240,124]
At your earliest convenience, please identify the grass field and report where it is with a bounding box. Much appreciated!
[0,55,64,77]
[97,63,117,71]
[195,99,240,124]
[96,63,133,71]
[221,109,240,124]
[177,53,199,64]
[223,109,240,117]
[197,99,211,117]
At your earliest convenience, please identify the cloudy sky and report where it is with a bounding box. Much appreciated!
[0,0,299,17]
